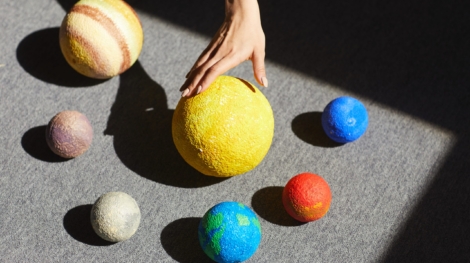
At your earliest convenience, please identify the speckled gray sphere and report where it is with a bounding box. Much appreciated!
[45,110,93,158]
[90,192,141,242]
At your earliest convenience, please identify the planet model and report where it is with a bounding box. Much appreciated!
[282,172,332,222]
[90,191,141,242]
[321,96,368,143]
[198,201,262,263]
[172,75,275,177]
[59,0,143,79]
[45,110,93,158]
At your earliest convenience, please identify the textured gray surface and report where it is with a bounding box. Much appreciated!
[1,0,469,262]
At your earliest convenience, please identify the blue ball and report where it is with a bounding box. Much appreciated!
[198,201,262,263]
[321,96,368,143]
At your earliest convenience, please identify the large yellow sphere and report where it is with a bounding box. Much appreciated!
[59,0,143,79]
[172,76,275,177]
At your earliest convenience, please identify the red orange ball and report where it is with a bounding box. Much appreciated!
[282,172,332,222]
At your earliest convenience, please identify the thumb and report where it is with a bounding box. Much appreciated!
[252,50,268,87]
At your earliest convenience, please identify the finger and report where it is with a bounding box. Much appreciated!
[196,54,241,95]
[180,47,223,92]
[186,46,214,78]
[251,49,268,87]
[185,26,227,78]
[185,45,214,79]
[181,54,226,96]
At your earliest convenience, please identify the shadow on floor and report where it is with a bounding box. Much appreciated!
[21,125,69,163]
[16,27,106,87]
[160,217,212,263]
[380,138,470,262]
[251,186,305,227]
[104,61,227,188]
[291,112,343,148]
[63,204,115,246]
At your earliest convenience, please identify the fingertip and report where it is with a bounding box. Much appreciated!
[254,72,268,88]
[261,76,269,88]
[198,74,219,95]
[181,88,190,97]
[252,55,267,87]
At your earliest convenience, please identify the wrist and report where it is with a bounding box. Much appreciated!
[225,0,259,19]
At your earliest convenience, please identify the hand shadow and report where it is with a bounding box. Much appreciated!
[16,27,106,87]
[63,205,115,246]
[160,217,212,263]
[291,112,343,148]
[104,61,227,188]
[251,186,305,227]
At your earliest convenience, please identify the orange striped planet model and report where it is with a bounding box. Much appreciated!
[59,0,143,79]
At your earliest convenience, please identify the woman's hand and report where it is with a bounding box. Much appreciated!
[180,0,267,97]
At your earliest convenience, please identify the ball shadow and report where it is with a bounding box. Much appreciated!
[251,186,305,227]
[56,0,76,12]
[63,205,115,246]
[16,27,106,87]
[104,61,227,188]
[21,125,69,163]
[160,217,212,263]
[291,112,343,148]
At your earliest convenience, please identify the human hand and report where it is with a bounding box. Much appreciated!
[180,0,267,97]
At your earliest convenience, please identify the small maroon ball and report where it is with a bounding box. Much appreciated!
[45,111,93,158]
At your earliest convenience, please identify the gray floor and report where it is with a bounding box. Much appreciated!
[1,0,469,262]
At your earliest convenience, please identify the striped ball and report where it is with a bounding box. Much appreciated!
[59,0,143,79]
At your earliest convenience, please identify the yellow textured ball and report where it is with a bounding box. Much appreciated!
[172,76,275,177]
[59,0,143,79]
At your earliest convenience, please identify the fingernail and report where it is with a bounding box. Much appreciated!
[181,88,189,97]
[196,85,202,94]
[261,77,268,87]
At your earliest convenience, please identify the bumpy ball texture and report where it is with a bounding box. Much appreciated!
[198,202,262,263]
[282,173,332,222]
[59,0,143,79]
[321,96,368,143]
[45,110,93,158]
[172,76,274,177]
[90,192,141,242]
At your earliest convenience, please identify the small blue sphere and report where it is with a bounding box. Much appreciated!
[321,96,368,143]
[198,201,262,263]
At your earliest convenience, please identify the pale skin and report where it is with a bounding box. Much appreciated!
[180,0,267,97]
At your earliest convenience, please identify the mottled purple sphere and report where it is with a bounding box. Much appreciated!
[45,111,93,158]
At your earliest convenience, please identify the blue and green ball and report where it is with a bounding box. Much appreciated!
[198,201,262,263]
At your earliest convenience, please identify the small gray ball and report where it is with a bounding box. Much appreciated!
[90,192,141,242]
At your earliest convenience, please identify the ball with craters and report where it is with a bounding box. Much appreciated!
[45,110,93,158]
[198,201,262,263]
[321,96,368,143]
[90,192,141,242]
[282,172,332,222]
